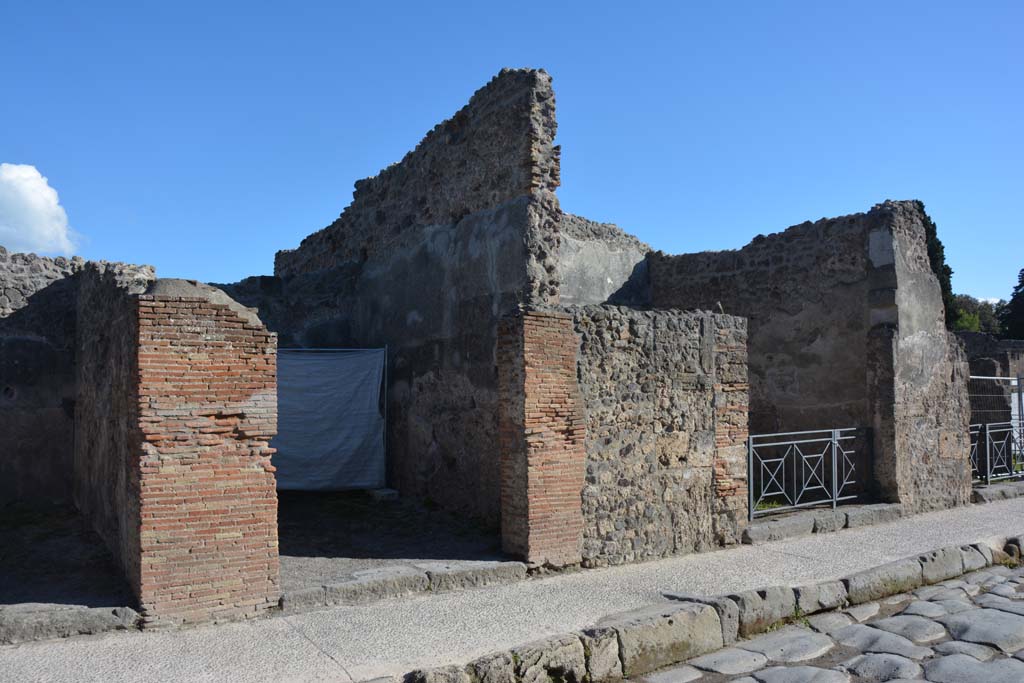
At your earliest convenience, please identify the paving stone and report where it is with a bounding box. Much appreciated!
[927,588,970,601]
[734,626,834,663]
[688,646,767,674]
[663,593,739,645]
[599,602,723,676]
[931,599,975,614]
[881,592,912,605]
[806,612,854,635]
[844,602,880,622]
[727,587,796,637]
[989,583,1023,599]
[918,547,964,584]
[749,665,849,682]
[867,615,947,643]
[841,652,922,680]
[932,640,998,661]
[899,600,946,618]
[937,579,979,596]
[742,515,815,544]
[832,624,933,659]
[923,653,1024,683]
[974,592,1024,617]
[913,585,944,600]
[844,558,922,604]
[636,663,703,682]
[794,581,847,615]
[938,607,1024,652]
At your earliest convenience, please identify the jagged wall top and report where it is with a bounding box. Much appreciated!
[274,68,560,278]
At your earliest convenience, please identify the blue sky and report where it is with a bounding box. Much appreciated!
[1,1,1020,299]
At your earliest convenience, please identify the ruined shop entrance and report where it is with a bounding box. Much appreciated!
[273,348,508,607]
[969,375,1024,485]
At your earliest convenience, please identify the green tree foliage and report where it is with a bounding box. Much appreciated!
[999,269,1024,339]
[953,293,1004,335]
[916,201,957,329]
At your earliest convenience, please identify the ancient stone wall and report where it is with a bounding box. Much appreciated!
[222,68,564,525]
[497,309,586,566]
[73,262,155,593]
[570,306,747,566]
[0,248,82,503]
[648,200,970,512]
[959,331,1024,378]
[556,213,650,306]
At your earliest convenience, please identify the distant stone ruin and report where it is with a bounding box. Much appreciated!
[0,68,980,625]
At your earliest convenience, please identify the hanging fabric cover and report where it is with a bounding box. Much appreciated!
[272,349,386,490]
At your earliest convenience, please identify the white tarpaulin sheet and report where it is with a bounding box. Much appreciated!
[272,349,386,490]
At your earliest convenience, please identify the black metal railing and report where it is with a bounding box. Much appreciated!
[971,419,1024,485]
[748,427,865,521]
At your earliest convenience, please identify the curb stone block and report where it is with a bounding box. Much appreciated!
[844,503,902,529]
[919,547,965,584]
[844,559,922,604]
[469,652,516,683]
[741,515,813,544]
[599,602,723,676]
[727,587,795,637]
[511,634,587,683]
[415,561,528,592]
[404,666,472,683]
[960,545,990,573]
[579,628,622,680]
[278,586,326,612]
[663,593,739,645]
[794,580,847,614]
[325,566,429,605]
[972,542,995,566]
[811,509,846,534]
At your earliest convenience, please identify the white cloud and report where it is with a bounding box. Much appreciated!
[0,163,77,255]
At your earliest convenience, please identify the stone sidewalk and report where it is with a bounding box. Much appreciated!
[3,498,1024,682]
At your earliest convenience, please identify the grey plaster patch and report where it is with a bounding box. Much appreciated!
[688,646,767,674]
[938,608,1024,652]
[841,652,922,680]
[868,615,947,643]
[832,624,933,659]
[734,626,834,663]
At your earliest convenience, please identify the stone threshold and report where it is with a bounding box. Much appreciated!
[972,479,1024,504]
[742,503,904,545]
[399,536,1024,683]
[0,604,139,646]
[278,560,528,613]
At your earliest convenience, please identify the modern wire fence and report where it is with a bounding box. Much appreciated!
[968,375,1023,485]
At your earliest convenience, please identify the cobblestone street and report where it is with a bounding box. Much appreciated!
[640,563,1024,682]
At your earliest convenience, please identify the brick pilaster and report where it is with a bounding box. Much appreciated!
[497,309,585,567]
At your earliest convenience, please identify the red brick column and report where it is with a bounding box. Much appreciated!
[134,294,279,625]
[713,319,749,539]
[497,309,585,567]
